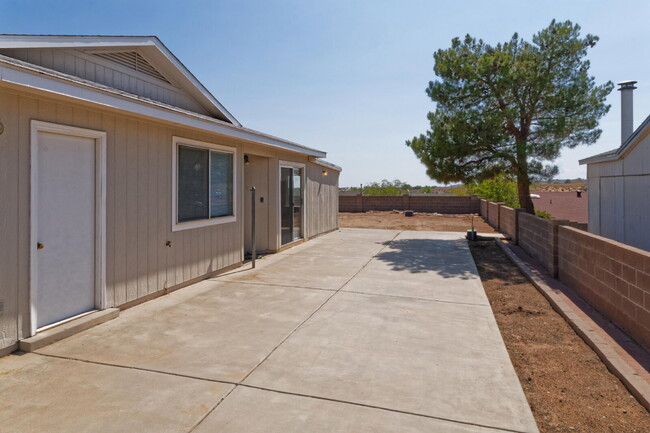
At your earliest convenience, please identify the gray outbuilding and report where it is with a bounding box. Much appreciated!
[580,80,650,252]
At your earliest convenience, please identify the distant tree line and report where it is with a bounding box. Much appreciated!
[344,179,412,196]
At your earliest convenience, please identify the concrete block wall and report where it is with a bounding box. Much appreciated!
[338,195,480,214]
[499,206,519,243]
[487,202,501,229]
[480,199,488,218]
[558,226,650,350]
[478,196,648,350]
[518,213,568,277]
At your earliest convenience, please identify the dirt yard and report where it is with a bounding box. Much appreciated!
[342,212,650,432]
[339,211,496,233]
[470,240,650,432]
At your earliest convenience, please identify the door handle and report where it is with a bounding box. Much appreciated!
[37,243,44,250]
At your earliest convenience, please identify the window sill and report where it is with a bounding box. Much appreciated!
[172,215,237,232]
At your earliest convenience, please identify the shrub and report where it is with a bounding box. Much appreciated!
[465,175,519,208]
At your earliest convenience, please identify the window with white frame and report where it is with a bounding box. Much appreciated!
[172,137,236,230]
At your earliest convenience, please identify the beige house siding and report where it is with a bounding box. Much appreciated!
[0,86,339,351]
[305,163,339,238]
[243,155,271,253]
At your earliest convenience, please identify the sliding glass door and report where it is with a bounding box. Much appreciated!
[281,166,303,245]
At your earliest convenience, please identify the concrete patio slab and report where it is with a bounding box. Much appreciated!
[0,353,232,433]
[37,281,331,382]
[244,291,538,433]
[343,231,489,305]
[194,386,516,433]
[344,259,488,304]
[216,253,371,290]
[280,237,389,258]
[319,228,400,242]
[1,228,538,433]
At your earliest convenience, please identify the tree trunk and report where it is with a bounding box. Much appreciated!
[517,174,535,214]
[514,140,535,214]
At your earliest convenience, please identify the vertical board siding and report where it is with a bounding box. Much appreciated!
[0,92,20,348]
[599,176,625,243]
[0,48,210,116]
[305,164,339,238]
[0,88,244,351]
[18,96,37,339]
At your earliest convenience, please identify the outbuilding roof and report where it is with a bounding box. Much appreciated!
[580,114,650,165]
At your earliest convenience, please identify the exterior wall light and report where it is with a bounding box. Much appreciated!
[244,154,250,165]
[322,170,328,176]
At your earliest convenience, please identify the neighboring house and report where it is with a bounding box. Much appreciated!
[530,191,588,223]
[580,80,650,251]
[0,35,340,354]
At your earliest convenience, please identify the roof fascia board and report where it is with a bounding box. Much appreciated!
[0,35,158,49]
[308,157,343,172]
[579,152,618,165]
[614,114,650,158]
[0,35,241,126]
[0,60,326,158]
[146,38,241,127]
[581,115,650,165]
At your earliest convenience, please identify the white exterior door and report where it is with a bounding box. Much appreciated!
[34,130,98,329]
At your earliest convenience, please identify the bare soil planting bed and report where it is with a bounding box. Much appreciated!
[339,211,495,233]
[469,240,650,433]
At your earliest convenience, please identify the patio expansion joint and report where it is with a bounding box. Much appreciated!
[341,289,491,307]
[186,385,238,433]
[30,352,529,433]
[236,231,404,386]
[208,279,337,293]
[31,352,239,386]
[233,383,534,433]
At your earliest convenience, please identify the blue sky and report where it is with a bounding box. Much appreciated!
[2,0,649,187]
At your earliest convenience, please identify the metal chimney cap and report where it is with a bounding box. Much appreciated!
[618,80,638,90]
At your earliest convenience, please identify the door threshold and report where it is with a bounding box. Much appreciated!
[20,308,119,352]
[37,310,98,333]
[278,238,306,252]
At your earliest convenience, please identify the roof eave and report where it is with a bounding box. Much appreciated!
[581,114,650,165]
[0,34,241,126]
[308,157,343,172]
[0,56,326,158]
[579,150,618,165]
[146,37,241,127]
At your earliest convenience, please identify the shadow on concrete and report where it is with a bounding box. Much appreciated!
[375,238,476,279]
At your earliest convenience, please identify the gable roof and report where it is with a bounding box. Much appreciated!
[0,34,240,126]
[0,41,328,158]
[580,114,650,165]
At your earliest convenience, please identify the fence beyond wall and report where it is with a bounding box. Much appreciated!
[339,195,480,214]
[478,198,649,351]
